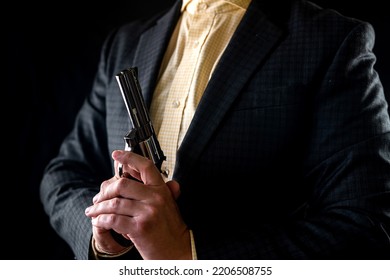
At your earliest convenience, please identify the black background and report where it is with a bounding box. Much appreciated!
[5,1,389,259]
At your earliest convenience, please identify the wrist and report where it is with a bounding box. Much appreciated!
[92,237,134,259]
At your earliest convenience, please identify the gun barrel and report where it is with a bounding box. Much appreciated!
[116,68,149,131]
[116,67,166,173]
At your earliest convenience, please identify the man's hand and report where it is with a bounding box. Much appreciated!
[85,150,191,259]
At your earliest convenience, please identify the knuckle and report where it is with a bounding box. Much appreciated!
[108,197,121,210]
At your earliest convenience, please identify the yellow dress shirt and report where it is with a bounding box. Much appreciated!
[150,0,251,181]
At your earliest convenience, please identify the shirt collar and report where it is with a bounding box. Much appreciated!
[181,0,252,12]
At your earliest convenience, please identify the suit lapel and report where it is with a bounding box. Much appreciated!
[175,1,285,181]
[132,1,182,107]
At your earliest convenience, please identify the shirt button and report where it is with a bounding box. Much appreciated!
[172,100,180,108]
[194,40,199,47]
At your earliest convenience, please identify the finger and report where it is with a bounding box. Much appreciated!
[166,180,181,200]
[91,213,138,239]
[93,177,152,204]
[92,176,119,204]
[114,157,140,180]
[86,196,144,218]
[112,150,164,185]
[112,151,142,181]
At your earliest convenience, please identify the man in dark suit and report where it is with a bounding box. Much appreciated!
[40,0,390,259]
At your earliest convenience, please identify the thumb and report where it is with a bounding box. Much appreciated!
[166,180,181,200]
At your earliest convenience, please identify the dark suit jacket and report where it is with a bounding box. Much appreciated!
[40,0,390,259]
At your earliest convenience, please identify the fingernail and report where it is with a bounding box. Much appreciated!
[112,150,123,159]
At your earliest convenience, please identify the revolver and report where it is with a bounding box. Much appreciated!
[115,67,166,177]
